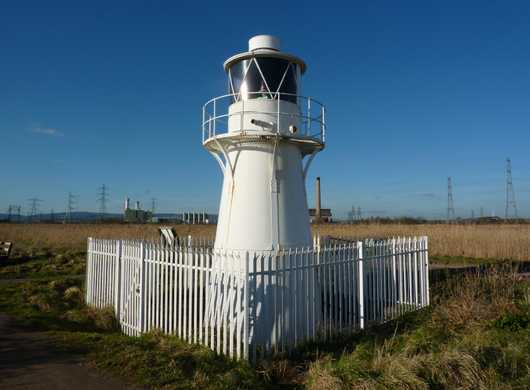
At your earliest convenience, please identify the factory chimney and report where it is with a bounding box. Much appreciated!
[315,177,321,223]
[135,201,140,210]
[124,198,130,211]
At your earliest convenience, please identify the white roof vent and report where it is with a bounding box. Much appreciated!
[248,35,280,51]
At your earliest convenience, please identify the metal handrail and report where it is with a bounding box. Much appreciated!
[202,92,326,144]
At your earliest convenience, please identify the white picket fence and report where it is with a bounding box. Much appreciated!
[85,236,429,361]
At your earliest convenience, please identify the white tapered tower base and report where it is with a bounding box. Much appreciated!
[213,137,312,251]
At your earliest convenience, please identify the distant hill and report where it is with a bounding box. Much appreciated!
[0,211,183,223]
[0,211,121,222]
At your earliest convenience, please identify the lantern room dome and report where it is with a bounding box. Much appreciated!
[223,35,306,74]
[249,35,280,51]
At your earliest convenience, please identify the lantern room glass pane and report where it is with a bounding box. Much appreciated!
[229,59,250,96]
[279,63,298,101]
[228,57,299,103]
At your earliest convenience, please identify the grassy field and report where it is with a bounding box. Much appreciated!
[304,269,530,389]
[2,222,530,261]
[0,280,260,389]
[0,249,528,388]
[315,223,530,261]
[1,223,529,388]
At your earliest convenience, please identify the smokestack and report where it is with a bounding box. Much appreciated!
[125,197,130,210]
[315,177,321,223]
[135,201,140,210]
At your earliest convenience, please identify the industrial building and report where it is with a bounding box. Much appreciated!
[179,212,217,224]
[123,198,152,223]
[309,208,332,223]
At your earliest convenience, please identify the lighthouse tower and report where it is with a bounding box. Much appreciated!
[203,35,325,251]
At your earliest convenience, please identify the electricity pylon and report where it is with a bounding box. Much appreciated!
[65,192,77,223]
[505,158,517,219]
[447,177,455,222]
[28,198,42,222]
[97,185,108,220]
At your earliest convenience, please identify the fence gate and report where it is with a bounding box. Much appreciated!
[119,241,144,336]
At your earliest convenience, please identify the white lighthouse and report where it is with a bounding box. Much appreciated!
[84,35,431,356]
[203,35,326,251]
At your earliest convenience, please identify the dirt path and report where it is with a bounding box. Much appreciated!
[0,314,139,390]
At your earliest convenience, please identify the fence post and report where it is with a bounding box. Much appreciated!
[86,237,92,305]
[424,236,430,306]
[391,238,397,318]
[397,237,403,309]
[114,240,122,317]
[358,241,364,330]
[139,241,145,334]
[315,236,321,336]
[243,251,249,361]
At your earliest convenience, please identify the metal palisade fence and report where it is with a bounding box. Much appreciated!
[85,236,429,362]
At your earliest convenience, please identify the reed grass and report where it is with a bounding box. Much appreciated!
[313,223,530,261]
[1,222,530,261]
[0,223,215,255]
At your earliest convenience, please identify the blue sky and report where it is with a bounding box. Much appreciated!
[2,1,530,219]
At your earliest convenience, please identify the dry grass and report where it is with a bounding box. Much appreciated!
[0,223,216,255]
[313,223,530,261]
[2,222,530,260]
[430,268,521,333]
[307,358,345,390]
[305,268,530,389]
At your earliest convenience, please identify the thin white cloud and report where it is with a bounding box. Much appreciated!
[32,127,63,137]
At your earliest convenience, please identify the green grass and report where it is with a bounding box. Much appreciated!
[0,254,264,389]
[0,276,117,331]
[54,331,261,389]
[303,269,530,389]
[1,251,529,389]
[0,250,86,279]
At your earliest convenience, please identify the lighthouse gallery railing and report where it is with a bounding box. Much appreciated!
[202,92,326,144]
[86,236,429,362]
